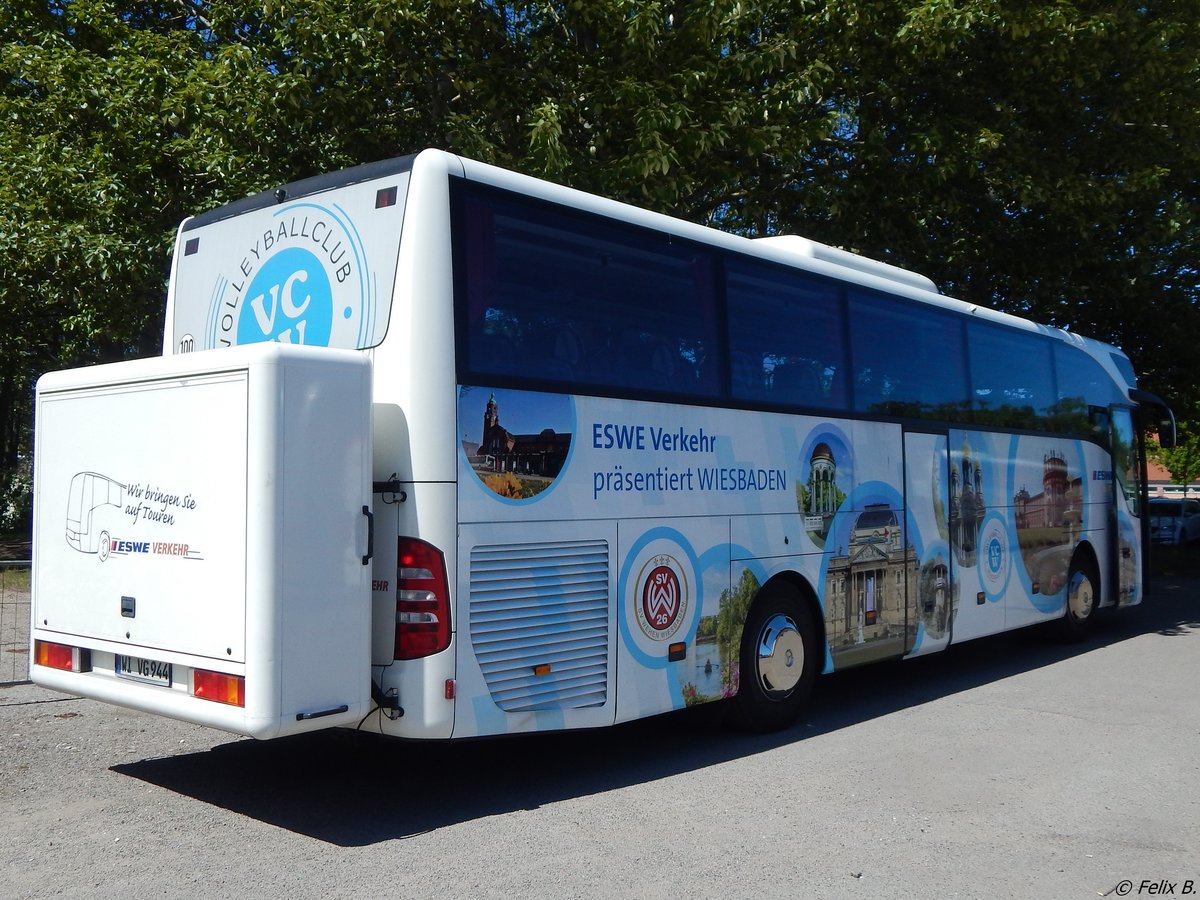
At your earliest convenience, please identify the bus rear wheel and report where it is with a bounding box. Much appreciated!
[1057,556,1099,642]
[729,584,818,732]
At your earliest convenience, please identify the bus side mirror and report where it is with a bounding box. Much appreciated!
[1157,415,1178,449]
[1130,389,1176,449]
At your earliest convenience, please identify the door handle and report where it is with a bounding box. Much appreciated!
[362,505,374,566]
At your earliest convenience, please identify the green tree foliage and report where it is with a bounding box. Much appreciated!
[779,2,1200,417]
[716,568,758,663]
[3,1,1199,532]
[1149,427,1200,488]
[0,1,279,484]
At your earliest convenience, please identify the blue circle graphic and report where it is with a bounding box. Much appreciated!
[239,247,333,346]
[618,527,702,671]
[987,536,1003,574]
[978,512,1011,603]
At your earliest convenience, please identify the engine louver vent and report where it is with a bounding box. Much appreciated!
[469,539,609,712]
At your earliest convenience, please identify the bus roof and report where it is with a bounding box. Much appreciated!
[175,147,1138,396]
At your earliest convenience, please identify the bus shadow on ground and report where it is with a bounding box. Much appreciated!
[112,577,1198,847]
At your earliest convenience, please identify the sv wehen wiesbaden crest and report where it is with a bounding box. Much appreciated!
[635,554,688,641]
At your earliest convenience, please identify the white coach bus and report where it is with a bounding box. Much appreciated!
[30,149,1174,739]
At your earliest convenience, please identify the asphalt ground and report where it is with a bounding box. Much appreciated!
[1,578,1197,899]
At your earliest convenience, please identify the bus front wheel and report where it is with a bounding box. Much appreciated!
[730,584,818,732]
[1057,556,1099,642]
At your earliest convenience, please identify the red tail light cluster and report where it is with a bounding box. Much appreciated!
[34,640,84,672]
[394,538,451,660]
[192,669,245,707]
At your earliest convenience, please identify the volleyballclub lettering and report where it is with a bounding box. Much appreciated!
[635,554,688,641]
[206,204,370,350]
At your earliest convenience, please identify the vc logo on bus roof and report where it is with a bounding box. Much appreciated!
[239,247,333,346]
[206,203,375,351]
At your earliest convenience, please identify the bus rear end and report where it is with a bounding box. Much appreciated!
[34,151,471,740]
[32,344,374,739]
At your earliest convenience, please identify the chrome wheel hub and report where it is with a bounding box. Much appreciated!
[1068,571,1095,621]
[756,614,804,695]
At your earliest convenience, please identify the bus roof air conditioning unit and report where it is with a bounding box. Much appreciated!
[756,235,939,295]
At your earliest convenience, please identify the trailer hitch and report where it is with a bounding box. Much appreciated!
[371,679,404,719]
[372,473,407,504]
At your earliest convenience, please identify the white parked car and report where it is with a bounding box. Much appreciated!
[1149,498,1200,544]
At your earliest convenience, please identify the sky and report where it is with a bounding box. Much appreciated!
[458,385,574,443]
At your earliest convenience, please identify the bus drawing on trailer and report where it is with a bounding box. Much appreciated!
[64,471,125,558]
[30,148,1176,740]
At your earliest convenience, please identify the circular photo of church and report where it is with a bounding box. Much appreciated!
[459,386,574,501]
[949,436,986,567]
[797,427,853,548]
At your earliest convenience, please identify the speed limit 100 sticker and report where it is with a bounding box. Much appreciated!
[635,554,689,642]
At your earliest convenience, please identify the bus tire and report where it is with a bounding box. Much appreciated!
[729,583,818,732]
[1057,555,1099,642]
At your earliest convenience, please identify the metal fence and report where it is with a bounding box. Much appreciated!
[1,561,30,685]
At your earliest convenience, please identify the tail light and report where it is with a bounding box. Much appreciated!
[395,537,451,660]
[34,640,89,672]
[192,669,245,706]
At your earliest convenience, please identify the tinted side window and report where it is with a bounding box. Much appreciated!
[725,261,848,409]
[848,291,968,418]
[969,323,1057,429]
[457,186,719,398]
[1055,344,1122,409]
[1112,407,1141,517]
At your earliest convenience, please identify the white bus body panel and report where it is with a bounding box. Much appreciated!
[32,343,372,739]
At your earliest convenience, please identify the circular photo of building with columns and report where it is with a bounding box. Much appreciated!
[797,428,852,548]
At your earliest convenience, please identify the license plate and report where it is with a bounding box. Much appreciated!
[115,654,172,687]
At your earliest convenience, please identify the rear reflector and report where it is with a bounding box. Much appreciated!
[34,640,76,671]
[193,669,245,707]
